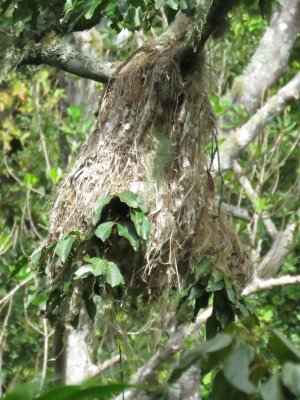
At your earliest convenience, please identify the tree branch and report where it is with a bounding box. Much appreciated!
[115,308,212,400]
[256,219,297,279]
[228,0,300,114]
[88,355,126,376]
[23,41,117,83]
[243,275,300,296]
[219,201,251,221]
[0,276,34,307]
[217,72,300,171]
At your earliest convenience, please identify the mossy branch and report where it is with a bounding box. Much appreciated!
[22,41,117,83]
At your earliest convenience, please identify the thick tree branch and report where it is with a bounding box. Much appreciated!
[217,72,300,171]
[169,362,201,400]
[257,220,297,279]
[229,0,300,114]
[219,201,251,221]
[23,41,117,83]
[243,275,300,296]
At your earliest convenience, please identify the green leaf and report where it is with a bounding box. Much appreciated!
[24,173,38,188]
[206,312,221,340]
[46,289,63,315]
[126,6,141,29]
[55,236,76,263]
[268,329,300,363]
[194,257,212,277]
[73,265,94,280]
[5,384,32,400]
[130,209,151,240]
[76,257,108,278]
[37,383,132,400]
[71,384,132,399]
[93,195,113,225]
[106,262,125,287]
[83,291,97,321]
[224,343,256,394]
[117,191,149,212]
[85,0,99,19]
[169,334,232,383]
[10,256,28,279]
[95,221,115,241]
[207,271,225,292]
[117,221,140,251]
[167,0,179,10]
[260,375,285,400]
[29,246,44,264]
[13,3,32,25]
[212,371,247,400]
[282,362,300,397]
[259,0,273,20]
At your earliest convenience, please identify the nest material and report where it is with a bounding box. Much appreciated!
[49,44,252,296]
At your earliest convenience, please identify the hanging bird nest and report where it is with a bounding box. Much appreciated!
[47,39,252,304]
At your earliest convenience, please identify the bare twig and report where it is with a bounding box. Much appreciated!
[233,162,278,239]
[88,355,126,377]
[0,276,34,307]
[34,81,51,172]
[40,318,49,391]
[0,298,13,346]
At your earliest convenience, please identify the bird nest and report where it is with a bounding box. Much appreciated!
[48,44,252,304]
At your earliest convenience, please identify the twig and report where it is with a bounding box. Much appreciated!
[0,276,34,306]
[34,81,51,172]
[0,298,13,346]
[40,318,49,391]
[233,162,278,239]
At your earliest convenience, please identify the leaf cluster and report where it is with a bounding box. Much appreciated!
[31,191,151,324]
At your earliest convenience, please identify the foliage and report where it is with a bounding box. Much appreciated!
[0,0,279,36]
[30,191,151,324]
[200,323,300,400]
[5,383,132,400]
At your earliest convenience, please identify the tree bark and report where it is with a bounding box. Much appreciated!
[169,362,201,400]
